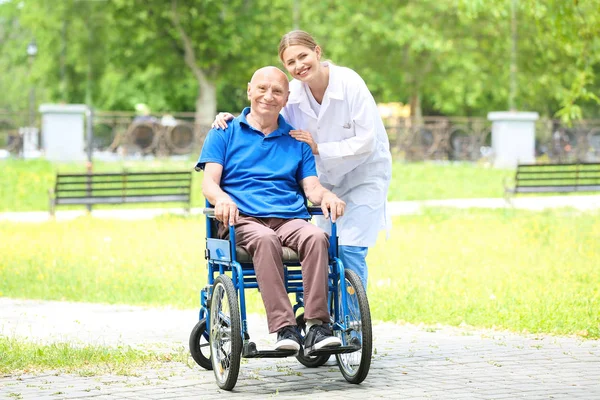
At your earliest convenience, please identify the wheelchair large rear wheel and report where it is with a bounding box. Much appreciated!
[295,312,329,368]
[209,275,242,391]
[189,318,212,370]
[335,269,372,384]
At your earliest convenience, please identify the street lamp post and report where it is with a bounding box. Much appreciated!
[26,40,38,127]
[509,0,518,111]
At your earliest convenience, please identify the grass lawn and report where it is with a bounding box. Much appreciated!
[0,336,188,375]
[1,208,598,338]
[389,161,512,200]
[0,158,514,212]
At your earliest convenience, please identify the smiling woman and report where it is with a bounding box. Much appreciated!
[276,30,393,290]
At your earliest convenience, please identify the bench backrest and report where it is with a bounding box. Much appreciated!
[515,163,600,193]
[54,171,192,205]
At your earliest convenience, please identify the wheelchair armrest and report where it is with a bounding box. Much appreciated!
[206,206,324,217]
[203,204,338,259]
[307,206,323,215]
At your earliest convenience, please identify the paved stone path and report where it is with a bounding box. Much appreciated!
[1,298,599,399]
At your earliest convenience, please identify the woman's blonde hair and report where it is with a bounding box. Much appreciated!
[278,30,320,62]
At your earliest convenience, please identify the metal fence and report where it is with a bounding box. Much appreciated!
[384,116,600,163]
[384,116,492,162]
[0,110,29,154]
[2,109,600,163]
[92,111,208,156]
[534,119,600,163]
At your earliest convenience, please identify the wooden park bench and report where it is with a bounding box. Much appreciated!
[48,170,192,215]
[505,162,600,196]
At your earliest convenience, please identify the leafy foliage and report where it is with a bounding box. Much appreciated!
[0,0,598,122]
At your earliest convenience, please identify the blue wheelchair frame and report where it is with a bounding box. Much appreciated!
[190,202,372,390]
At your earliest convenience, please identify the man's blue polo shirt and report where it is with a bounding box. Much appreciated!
[196,107,317,219]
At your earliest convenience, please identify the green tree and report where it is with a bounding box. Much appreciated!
[0,0,36,113]
[106,0,292,126]
[2,0,293,126]
[460,0,600,122]
[537,0,600,123]
[298,0,515,117]
[1,0,598,123]
[299,0,600,120]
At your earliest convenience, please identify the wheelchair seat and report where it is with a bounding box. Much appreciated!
[235,246,299,263]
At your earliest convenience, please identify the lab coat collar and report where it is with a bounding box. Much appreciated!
[323,63,344,100]
[287,81,314,118]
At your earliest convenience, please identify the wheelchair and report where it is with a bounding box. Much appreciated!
[189,205,372,391]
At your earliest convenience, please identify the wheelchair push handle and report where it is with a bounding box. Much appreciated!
[204,206,331,218]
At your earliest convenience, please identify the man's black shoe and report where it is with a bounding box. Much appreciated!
[275,325,302,352]
[303,324,342,355]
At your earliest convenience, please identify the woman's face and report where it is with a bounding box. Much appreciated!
[281,45,321,82]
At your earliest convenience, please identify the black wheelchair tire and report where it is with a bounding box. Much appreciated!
[294,312,330,368]
[336,269,372,384]
[189,318,212,370]
[209,275,242,391]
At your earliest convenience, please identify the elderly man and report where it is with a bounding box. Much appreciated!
[196,66,345,354]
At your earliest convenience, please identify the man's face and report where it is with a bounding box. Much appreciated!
[247,68,289,119]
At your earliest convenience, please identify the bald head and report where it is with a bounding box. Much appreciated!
[250,66,289,90]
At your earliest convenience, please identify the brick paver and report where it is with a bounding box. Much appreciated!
[1,299,599,399]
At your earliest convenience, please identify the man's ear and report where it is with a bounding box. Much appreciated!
[247,82,251,100]
[283,91,290,107]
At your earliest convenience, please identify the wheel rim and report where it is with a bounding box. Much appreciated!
[210,281,234,384]
[336,276,363,377]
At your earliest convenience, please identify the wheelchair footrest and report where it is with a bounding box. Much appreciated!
[243,342,297,358]
[306,343,361,357]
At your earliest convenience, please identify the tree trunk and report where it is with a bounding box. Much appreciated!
[409,91,422,120]
[195,79,216,140]
[171,0,217,139]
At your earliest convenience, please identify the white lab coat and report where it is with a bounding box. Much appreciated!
[281,63,392,247]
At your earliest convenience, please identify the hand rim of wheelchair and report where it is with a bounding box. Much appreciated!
[209,274,242,391]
